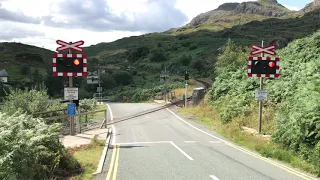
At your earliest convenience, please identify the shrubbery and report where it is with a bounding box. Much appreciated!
[80,98,98,112]
[0,87,82,178]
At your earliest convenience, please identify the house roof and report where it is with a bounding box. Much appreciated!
[0,69,9,77]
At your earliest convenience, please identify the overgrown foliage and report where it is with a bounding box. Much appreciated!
[209,31,320,174]
[0,112,81,179]
[80,98,98,112]
[2,86,52,115]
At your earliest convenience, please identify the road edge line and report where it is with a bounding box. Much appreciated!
[166,108,318,180]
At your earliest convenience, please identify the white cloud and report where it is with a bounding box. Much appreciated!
[283,4,299,11]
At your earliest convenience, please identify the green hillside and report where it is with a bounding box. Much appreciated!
[0,2,319,101]
[0,42,54,83]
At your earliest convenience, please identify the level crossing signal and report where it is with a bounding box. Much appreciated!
[52,54,88,76]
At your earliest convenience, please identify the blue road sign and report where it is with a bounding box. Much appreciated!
[67,103,76,116]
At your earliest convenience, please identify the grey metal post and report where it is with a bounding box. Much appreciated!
[68,47,75,136]
[258,40,264,134]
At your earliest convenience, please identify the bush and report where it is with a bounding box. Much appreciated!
[112,71,133,86]
[149,51,168,62]
[0,112,81,179]
[180,54,192,66]
[80,98,97,112]
[2,87,52,115]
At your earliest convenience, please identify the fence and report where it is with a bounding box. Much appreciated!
[33,108,108,135]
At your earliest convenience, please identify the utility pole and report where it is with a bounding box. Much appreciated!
[98,67,102,104]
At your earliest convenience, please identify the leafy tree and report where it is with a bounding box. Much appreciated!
[149,51,167,62]
[112,71,133,86]
[20,65,31,75]
[180,54,192,66]
[101,74,116,89]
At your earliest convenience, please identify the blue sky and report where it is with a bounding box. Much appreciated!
[278,0,313,10]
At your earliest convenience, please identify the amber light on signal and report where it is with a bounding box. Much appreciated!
[269,61,275,68]
[73,59,80,65]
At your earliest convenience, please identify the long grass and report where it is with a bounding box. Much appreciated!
[69,138,105,180]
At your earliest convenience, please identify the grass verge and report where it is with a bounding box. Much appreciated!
[69,138,105,180]
[178,103,318,175]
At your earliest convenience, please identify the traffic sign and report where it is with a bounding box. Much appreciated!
[67,103,76,116]
[248,56,280,78]
[64,87,78,100]
[52,54,88,76]
[250,44,277,56]
[87,76,99,84]
[255,89,268,101]
[56,40,84,52]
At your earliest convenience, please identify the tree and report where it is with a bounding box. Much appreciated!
[101,74,116,89]
[20,65,30,75]
[112,71,133,86]
[180,54,192,66]
[150,51,167,62]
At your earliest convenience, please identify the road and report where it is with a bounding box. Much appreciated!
[95,103,319,180]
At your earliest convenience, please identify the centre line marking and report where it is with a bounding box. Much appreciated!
[210,175,220,180]
[106,145,117,180]
[112,144,120,180]
[185,141,197,143]
[169,141,194,160]
[166,108,318,180]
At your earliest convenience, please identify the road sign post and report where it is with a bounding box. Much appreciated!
[248,41,280,134]
[53,40,87,135]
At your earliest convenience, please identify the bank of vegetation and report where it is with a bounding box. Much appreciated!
[181,31,320,176]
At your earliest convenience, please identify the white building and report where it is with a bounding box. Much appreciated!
[0,69,9,83]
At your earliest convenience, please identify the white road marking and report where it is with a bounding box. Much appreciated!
[117,141,171,145]
[169,141,194,161]
[210,175,220,180]
[116,141,193,161]
[166,108,318,180]
[107,104,116,145]
[107,104,114,120]
[184,141,197,143]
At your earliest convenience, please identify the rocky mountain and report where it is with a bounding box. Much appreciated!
[301,0,320,13]
[169,0,292,34]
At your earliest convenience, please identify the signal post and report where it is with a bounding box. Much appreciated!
[52,40,88,135]
[248,42,280,134]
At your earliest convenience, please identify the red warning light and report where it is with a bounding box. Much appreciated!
[269,61,275,68]
[73,59,80,66]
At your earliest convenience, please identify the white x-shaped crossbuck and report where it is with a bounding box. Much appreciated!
[56,40,84,52]
[250,44,277,56]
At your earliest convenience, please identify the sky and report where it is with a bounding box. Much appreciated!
[0,0,313,51]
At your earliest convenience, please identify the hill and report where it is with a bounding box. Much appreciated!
[0,42,54,82]
[0,1,319,101]
[168,0,292,34]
